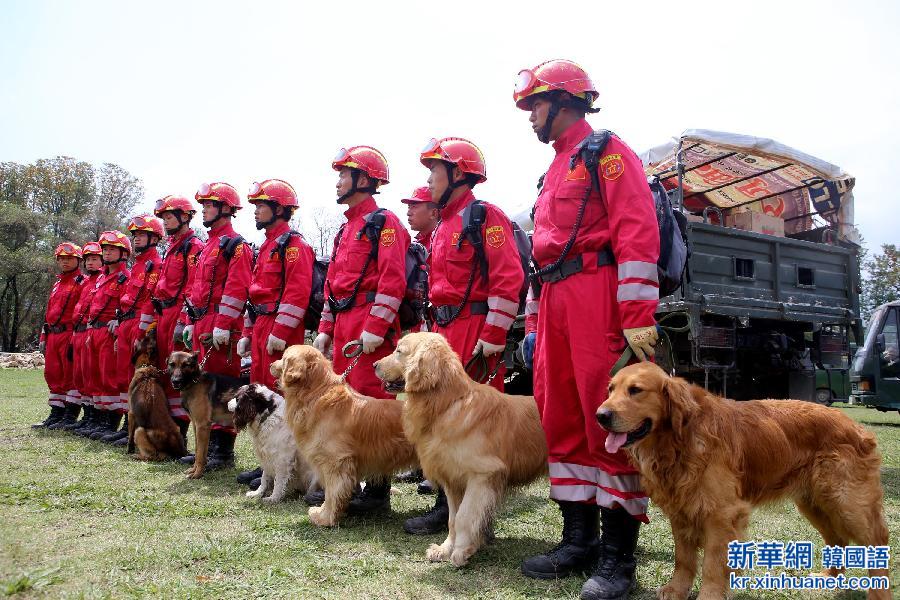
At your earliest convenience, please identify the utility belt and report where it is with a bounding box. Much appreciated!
[74,324,88,333]
[151,296,180,314]
[537,247,615,284]
[116,309,137,322]
[246,301,279,324]
[89,320,111,330]
[430,301,489,328]
[327,291,377,315]
[185,301,209,323]
[42,323,68,335]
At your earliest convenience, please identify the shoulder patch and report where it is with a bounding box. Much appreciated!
[565,162,587,181]
[486,225,506,248]
[600,153,624,181]
[233,244,244,258]
[380,228,396,247]
[285,246,299,263]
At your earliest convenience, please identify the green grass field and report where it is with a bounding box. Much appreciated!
[0,369,897,599]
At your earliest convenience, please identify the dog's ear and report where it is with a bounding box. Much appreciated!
[281,354,306,387]
[404,337,446,392]
[270,359,283,380]
[662,375,699,439]
[191,350,201,365]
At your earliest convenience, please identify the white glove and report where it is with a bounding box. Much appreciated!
[266,334,286,356]
[212,327,230,350]
[107,319,119,335]
[624,326,659,362]
[313,333,332,354]
[39,341,46,355]
[182,324,194,349]
[237,336,252,357]
[360,330,384,354]
[472,338,505,357]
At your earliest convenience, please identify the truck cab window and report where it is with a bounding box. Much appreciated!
[879,308,900,378]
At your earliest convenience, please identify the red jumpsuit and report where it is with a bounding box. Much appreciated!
[115,247,161,413]
[318,196,410,398]
[428,190,523,390]
[242,222,314,390]
[71,271,101,407]
[85,263,129,412]
[184,221,252,433]
[41,271,82,407]
[529,119,659,522]
[153,231,204,420]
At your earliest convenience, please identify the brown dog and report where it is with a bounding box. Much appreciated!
[126,331,186,460]
[271,344,417,527]
[598,362,890,600]
[166,350,247,479]
[374,332,548,567]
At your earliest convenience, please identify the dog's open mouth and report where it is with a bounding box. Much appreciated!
[381,378,406,394]
[171,380,182,391]
[604,418,652,454]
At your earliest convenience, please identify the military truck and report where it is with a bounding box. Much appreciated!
[507,130,863,402]
[849,301,900,413]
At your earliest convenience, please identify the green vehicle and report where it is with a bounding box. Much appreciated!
[850,301,900,413]
[507,130,863,403]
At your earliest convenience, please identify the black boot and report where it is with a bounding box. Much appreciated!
[417,479,436,495]
[205,430,236,471]
[86,410,112,439]
[113,415,130,446]
[580,507,641,600]
[395,469,423,484]
[31,405,66,429]
[304,483,360,506]
[249,477,262,491]
[346,479,391,515]
[178,423,215,465]
[66,404,92,431]
[75,407,103,436]
[101,413,128,443]
[237,466,263,486]
[521,501,601,579]
[92,411,121,440]
[48,404,80,430]
[404,488,449,534]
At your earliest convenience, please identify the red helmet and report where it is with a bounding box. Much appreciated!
[195,182,242,210]
[247,179,299,208]
[81,241,102,256]
[420,137,487,183]
[54,242,82,259]
[127,214,164,238]
[332,146,390,184]
[154,195,195,217]
[513,59,598,110]
[98,230,132,255]
[401,186,434,205]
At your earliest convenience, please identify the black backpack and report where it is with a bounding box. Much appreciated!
[459,200,532,305]
[267,230,330,332]
[324,209,429,330]
[575,130,688,298]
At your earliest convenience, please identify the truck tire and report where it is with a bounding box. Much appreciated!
[814,388,833,406]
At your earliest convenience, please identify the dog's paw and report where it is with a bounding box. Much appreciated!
[246,490,264,499]
[450,547,473,568]
[657,584,691,600]
[426,543,450,563]
[261,495,283,504]
[308,506,336,527]
[186,467,204,480]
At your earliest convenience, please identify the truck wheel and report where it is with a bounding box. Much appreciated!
[814,388,833,406]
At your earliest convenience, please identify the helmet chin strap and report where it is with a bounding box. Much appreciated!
[437,162,468,209]
[337,169,378,204]
[538,97,561,144]
[255,201,283,230]
[165,212,190,235]
[203,203,228,228]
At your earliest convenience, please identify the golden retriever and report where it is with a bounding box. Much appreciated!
[373,332,548,567]
[598,362,890,600]
[270,344,417,527]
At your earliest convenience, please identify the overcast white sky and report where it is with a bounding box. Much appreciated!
[1,0,898,251]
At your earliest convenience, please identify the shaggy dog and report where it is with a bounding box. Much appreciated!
[126,331,186,461]
[373,332,548,567]
[166,350,248,479]
[228,383,313,503]
[598,362,891,600]
[270,344,417,527]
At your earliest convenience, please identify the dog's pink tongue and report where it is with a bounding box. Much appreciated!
[605,431,628,454]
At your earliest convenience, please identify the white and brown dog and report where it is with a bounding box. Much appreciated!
[228,383,313,503]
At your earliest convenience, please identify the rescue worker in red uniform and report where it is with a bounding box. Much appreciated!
[151,195,205,431]
[179,182,252,471]
[311,146,410,514]
[403,138,525,536]
[68,242,104,433]
[235,179,315,489]
[402,185,439,248]
[83,231,132,440]
[33,242,84,429]
[514,60,660,600]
